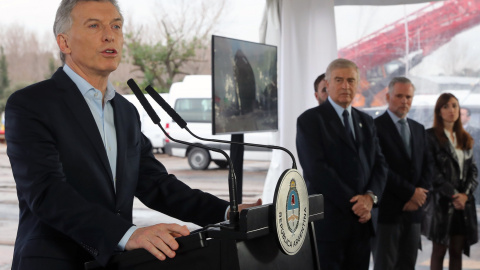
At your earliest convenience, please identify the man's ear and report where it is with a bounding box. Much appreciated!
[386,92,390,103]
[56,34,71,55]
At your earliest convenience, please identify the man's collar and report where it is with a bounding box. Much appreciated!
[328,96,352,116]
[386,109,405,123]
[63,64,116,101]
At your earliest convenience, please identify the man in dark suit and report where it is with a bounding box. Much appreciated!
[5,1,259,269]
[296,58,387,270]
[372,77,432,270]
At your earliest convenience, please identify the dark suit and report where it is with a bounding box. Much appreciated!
[296,99,387,270]
[6,68,229,269]
[373,112,432,269]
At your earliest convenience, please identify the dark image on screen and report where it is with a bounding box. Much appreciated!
[212,35,278,135]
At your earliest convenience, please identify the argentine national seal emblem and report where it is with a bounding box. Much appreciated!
[273,169,309,255]
[287,180,300,233]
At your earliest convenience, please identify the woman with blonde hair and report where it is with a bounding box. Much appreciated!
[422,93,478,270]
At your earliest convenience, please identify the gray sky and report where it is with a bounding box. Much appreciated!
[1,1,473,48]
[0,0,437,48]
[1,0,478,76]
[0,0,266,43]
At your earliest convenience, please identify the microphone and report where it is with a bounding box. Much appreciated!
[144,85,297,169]
[127,79,160,125]
[127,79,240,227]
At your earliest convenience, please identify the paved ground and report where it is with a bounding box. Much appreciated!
[0,143,479,269]
[0,143,267,269]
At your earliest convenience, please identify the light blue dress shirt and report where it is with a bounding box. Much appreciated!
[328,96,356,140]
[63,65,117,184]
[63,65,135,251]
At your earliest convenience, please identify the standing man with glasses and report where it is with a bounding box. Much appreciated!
[372,77,433,270]
[296,58,387,270]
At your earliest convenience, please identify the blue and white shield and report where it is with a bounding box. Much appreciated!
[286,185,300,233]
[274,169,309,255]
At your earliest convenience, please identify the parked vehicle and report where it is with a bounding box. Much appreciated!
[362,91,480,128]
[122,93,170,153]
[164,75,274,170]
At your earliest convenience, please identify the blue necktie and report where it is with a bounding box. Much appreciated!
[399,118,411,158]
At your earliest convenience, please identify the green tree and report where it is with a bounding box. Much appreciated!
[124,0,226,93]
[0,46,9,93]
[126,31,205,92]
[45,55,58,80]
[0,46,10,112]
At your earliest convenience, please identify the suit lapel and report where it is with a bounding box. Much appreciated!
[324,101,357,152]
[407,119,418,163]
[53,69,114,187]
[443,136,460,165]
[352,109,364,148]
[111,97,127,199]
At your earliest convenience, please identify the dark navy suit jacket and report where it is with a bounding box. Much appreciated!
[6,68,229,269]
[374,112,432,224]
[296,100,387,242]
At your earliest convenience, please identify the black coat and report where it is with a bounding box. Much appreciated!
[296,100,387,241]
[6,68,229,269]
[374,112,433,224]
[422,128,478,255]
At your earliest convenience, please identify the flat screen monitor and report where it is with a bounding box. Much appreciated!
[212,35,278,135]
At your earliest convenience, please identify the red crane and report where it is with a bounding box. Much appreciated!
[338,0,480,107]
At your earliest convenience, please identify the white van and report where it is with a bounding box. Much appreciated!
[122,93,170,153]
[164,75,274,170]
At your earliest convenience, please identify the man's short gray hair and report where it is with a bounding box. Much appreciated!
[388,77,415,94]
[325,58,359,82]
[53,0,123,64]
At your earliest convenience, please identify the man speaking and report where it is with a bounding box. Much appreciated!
[5,1,259,269]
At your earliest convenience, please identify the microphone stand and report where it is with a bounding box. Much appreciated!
[144,85,297,170]
[127,79,240,228]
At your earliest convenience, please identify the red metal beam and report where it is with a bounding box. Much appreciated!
[338,0,480,75]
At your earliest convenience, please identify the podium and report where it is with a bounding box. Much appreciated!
[85,194,323,270]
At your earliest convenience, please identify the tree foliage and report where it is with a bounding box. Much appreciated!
[0,46,10,112]
[124,0,226,92]
[125,30,204,92]
[0,46,9,91]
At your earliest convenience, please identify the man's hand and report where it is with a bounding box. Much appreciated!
[125,223,190,261]
[410,187,428,207]
[452,193,468,210]
[358,211,371,224]
[240,198,262,212]
[350,194,373,222]
[228,198,262,219]
[402,200,419,211]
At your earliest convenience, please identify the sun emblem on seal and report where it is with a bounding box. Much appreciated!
[286,179,300,233]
